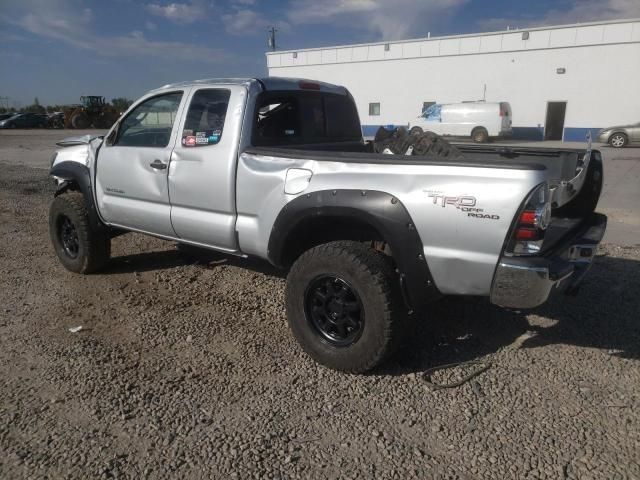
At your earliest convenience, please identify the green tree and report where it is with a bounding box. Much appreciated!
[25,97,45,114]
[111,97,133,113]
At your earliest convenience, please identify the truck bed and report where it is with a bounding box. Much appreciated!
[244,143,594,191]
[243,143,603,249]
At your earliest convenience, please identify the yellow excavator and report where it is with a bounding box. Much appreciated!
[63,96,120,129]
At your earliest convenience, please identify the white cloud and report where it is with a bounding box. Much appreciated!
[145,21,157,30]
[222,8,269,35]
[8,0,227,64]
[478,0,640,32]
[287,0,469,40]
[146,1,207,25]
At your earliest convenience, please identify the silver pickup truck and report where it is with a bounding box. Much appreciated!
[49,77,606,372]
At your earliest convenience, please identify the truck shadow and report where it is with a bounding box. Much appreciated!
[384,252,640,375]
[104,243,285,278]
[104,245,639,373]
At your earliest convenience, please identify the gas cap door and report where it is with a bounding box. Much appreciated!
[284,168,313,195]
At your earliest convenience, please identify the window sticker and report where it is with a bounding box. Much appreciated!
[183,135,196,147]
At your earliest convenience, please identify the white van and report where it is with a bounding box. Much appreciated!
[409,101,512,143]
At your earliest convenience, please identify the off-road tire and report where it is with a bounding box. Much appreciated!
[285,241,405,373]
[411,130,462,158]
[49,192,110,273]
[609,132,628,148]
[374,126,462,158]
[409,126,424,135]
[471,127,489,143]
[71,113,89,129]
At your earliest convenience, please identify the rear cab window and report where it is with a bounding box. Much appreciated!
[181,89,231,147]
[252,91,362,147]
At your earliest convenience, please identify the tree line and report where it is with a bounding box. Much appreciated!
[0,97,134,115]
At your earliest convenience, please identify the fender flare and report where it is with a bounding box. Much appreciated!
[268,189,441,309]
[50,161,104,231]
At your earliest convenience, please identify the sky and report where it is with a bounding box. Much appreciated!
[0,0,638,106]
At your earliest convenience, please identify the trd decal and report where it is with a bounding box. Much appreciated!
[427,193,476,208]
[426,192,500,220]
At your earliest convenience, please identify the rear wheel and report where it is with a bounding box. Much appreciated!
[472,127,489,143]
[285,241,405,373]
[609,133,627,148]
[49,192,110,273]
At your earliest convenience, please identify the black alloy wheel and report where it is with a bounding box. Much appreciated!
[58,215,80,259]
[304,275,364,347]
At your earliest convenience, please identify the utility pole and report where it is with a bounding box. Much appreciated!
[268,26,277,52]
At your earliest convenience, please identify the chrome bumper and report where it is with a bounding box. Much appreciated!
[490,213,607,309]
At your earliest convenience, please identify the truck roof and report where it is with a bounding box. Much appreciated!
[155,77,348,95]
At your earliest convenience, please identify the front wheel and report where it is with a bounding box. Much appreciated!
[49,192,110,273]
[285,241,405,373]
[609,133,627,148]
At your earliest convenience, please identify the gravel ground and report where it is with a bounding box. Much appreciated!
[1,134,639,479]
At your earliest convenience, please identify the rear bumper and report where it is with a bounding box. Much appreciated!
[490,213,607,309]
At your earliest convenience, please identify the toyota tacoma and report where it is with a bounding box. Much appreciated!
[48,78,606,372]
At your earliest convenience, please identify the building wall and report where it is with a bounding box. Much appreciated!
[267,20,640,141]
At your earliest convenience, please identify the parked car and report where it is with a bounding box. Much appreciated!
[48,78,605,373]
[597,122,640,148]
[409,101,512,143]
[47,112,65,129]
[0,113,17,122]
[0,112,48,129]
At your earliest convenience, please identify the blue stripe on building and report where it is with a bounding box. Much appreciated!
[562,128,602,142]
[361,125,601,142]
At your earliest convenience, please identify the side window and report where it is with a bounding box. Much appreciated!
[422,101,436,114]
[324,94,362,139]
[181,89,231,147]
[254,97,301,144]
[116,92,182,147]
[369,102,380,116]
[424,104,442,121]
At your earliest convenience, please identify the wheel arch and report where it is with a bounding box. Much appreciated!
[268,189,441,309]
[471,125,488,135]
[608,130,628,142]
[50,161,104,231]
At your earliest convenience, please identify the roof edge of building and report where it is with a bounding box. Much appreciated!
[265,17,640,56]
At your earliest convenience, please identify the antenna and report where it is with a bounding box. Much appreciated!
[268,26,277,52]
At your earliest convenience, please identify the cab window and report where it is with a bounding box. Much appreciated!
[181,89,231,147]
[116,92,183,147]
[253,91,361,146]
[423,104,442,121]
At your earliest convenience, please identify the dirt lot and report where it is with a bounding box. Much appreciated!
[1,130,639,479]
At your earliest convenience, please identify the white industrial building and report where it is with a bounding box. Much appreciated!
[267,19,640,141]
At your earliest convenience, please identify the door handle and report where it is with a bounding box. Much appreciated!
[150,159,167,170]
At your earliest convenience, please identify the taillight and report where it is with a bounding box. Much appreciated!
[509,183,551,255]
[299,81,320,90]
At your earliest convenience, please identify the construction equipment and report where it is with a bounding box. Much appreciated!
[63,96,120,129]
